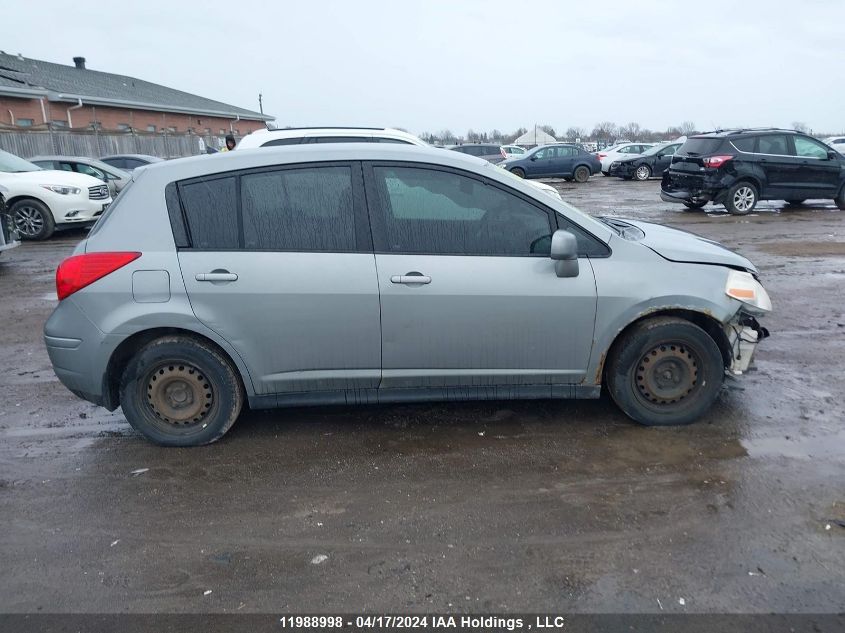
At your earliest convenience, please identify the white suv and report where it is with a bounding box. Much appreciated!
[0,149,112,240]
[236,127,427,149]
[0,184,20,257]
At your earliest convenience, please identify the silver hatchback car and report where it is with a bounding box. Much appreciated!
[45,145,771,446]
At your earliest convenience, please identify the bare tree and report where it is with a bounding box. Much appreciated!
[620,122,642,140]
[591,121,618,141]
[678,121,697,136]
[564,126,586,141]
[490,129,503,142]
[791,121,809,133]
[438,129,456,144]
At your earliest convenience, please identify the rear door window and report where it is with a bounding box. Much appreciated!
[758,135,790,156]
[241,166,356,251]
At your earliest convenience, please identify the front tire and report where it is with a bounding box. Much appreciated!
[510,167,525,179]
[724,181,758,214]
[119,336,243,446]
[11,199,55,240]
[573,166,590,183]
[837,187,845,210]
[606,317,724,426]
[634,164,652,181]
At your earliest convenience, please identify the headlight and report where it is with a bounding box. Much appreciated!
[725,270,772,313]
[41,185,81,195]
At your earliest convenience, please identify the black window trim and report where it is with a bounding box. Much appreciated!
[361,160,610,259]
[168,160,371,254]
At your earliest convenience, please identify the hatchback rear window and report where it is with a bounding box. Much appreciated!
[679,138,724,155]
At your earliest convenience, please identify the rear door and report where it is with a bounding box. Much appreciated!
[792,135,841,197]
[364,162,599,389]
[175,162,382,395]
[756,134,801,195]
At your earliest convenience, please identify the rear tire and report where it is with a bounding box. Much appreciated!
[634,164,651,181]
[837,187,845,210]
[573,166,590,183]
[11,199,55,240]
[119,336,243,446]
[606,317,724,426]
[724,181,758,215]
[510,167,525,179]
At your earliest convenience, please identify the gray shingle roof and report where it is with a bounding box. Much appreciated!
[0,53,272,121]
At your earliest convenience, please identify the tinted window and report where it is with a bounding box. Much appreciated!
[758,135,789,155]
[179,176,239,249]
[483,146,500,155]
[261,138,303,147]
[731,137,756,152]
[375,138,412,144]
[74,163,106,179]
[793,136,829,159]
[241,166,355,251]
[679,138,724,155]
[102,158,125,169]
[123,158,146,169]
[370,166,552,256]
[313,136,372,143]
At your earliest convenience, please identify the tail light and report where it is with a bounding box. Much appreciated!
[703,155,734,168]
[56,252,141,300]
[501,148,507,158]
[597,153,607,160]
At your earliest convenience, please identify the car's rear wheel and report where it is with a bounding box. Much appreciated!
[724,181,758,214]
[11,199,55,240]
[784,199,805,206]
[573,166,590,183]
[606,317,724,426]
[510,167,525,179]
[683,201,707,210]
[119,336,243,446]
[634,164,652,181]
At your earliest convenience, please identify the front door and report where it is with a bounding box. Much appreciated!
[792,135,842,198]
[653,144,679,174]
[528,147,556,177]
[176,163,381,395]
[364,163,598,389]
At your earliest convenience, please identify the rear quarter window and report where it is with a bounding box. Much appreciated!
[730,137,756,152]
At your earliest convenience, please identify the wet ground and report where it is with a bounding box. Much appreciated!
[0,176,843,614]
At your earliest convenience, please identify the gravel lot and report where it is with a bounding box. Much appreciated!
[1,176,843,613]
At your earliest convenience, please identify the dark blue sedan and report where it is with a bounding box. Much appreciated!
[500,143,602,183]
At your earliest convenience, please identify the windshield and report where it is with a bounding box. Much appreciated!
[0,149,41,173]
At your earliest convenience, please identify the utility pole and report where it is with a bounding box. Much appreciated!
[258,93,263,115]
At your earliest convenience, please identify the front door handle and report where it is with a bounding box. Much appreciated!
[390,272,431,285]
[196,271,238,282]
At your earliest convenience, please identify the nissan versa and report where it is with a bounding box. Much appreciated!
[44,145,771,446]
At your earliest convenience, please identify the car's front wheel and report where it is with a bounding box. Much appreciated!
[606,317,724,426]
[11,199,55,240]
[510,167,525,179]
[634,164,652,181]
[119,336,244,446]
[573,166,590,183]
[724,181,758,214]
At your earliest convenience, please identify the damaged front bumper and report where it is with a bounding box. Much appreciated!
[725,313,770,375]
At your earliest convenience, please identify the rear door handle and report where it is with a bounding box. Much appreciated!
[390,273,431,285]
[196,272,238,282]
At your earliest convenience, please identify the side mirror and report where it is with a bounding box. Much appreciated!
[529,155,538,161]
[550,230,579,278]
[828,150,838,160]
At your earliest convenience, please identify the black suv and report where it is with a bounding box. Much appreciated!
[661,129,845,214]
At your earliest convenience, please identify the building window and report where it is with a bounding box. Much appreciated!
[117,123,131,131]
[146,125,156,132]
[51,120,68,128]
[16,118,35,127]
[219,129,226,135]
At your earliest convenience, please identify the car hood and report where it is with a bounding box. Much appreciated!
[620,219,757,273]
[0,169,104,187]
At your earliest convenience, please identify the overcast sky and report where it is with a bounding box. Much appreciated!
[4,0,843,135]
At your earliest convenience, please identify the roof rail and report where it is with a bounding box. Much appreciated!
[696,127,800,135]
[264,126,386,131]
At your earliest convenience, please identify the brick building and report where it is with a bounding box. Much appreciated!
[0,52,273,136]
